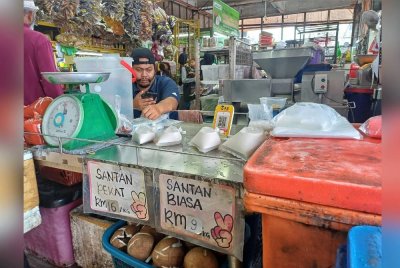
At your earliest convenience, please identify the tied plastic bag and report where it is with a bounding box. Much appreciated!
[189,127,221,153]
[154,126,183,147]
[247,104,274,132]
[271,102,362,140]
[117,114,134,134]
[132,125,156,145]
[219,127,266,160]
[132,114,170,132]
[359,116,382,139]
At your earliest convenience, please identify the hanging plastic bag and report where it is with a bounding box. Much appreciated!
[219,127,266,160]
[154,126,182,147]
[132,125,156,145]
[271,102,362,140]
[114,95,134,134]
[189,127,221,153]
[359,116,382,139]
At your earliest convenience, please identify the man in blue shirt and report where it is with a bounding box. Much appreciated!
[132,48,180,120]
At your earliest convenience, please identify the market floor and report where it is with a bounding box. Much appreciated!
[25,252,81,268]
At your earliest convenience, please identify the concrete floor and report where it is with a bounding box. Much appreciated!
[25,251,81,268]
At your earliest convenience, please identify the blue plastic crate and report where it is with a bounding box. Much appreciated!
[102,220,153,268]
[347,226,382,268]
[103,220,256,268]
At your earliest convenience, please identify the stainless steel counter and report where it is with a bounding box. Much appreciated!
[31,123,246,184]
[87,123,245,183]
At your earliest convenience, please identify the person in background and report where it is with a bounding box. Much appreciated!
[178,47,188,69]
[157,62,172,78]
[24,0,63,105]
[199,52,216,80]
[131,48,180,120]
[180,59,196,110]
[200,52,216,66]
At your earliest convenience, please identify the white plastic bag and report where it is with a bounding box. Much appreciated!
[132,114,169,132]
[248,120,275,132]
[154,126,183,147]
[247,104,273,132]
[271,102,362,140]
[189,127,221,153]
[248,104,272,121]
[132,125,156,145]
[219,127,266,160]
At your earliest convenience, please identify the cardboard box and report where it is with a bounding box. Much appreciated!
[70,205,116,268]
[24,151,39,212]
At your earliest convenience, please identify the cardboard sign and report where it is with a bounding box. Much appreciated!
[87,161,149,221]
[159,174,236,251]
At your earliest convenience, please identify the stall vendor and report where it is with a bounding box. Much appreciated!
[132,48,180,120]
[24,0,63,105]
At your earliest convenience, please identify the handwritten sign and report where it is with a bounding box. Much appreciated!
[159,174,236,251]
[87,161,149,221]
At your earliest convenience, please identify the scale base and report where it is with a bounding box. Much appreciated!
[61,93,117,151]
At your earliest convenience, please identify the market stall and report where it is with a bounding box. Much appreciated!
[23,0,383,267]
[28,120,251,264]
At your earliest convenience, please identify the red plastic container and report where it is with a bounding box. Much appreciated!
[244,137,382,214]
[243,137,382,268]
[349,63,360,79]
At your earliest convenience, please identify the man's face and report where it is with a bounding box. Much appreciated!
[24,10,36,27]
[133,60,155,89]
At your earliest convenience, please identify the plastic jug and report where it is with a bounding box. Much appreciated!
[74,56,133,121]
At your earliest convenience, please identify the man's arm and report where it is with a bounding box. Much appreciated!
[142,97,178,120]
[141,78,180,120]
[156,97,178,114]
[35,37,63,98]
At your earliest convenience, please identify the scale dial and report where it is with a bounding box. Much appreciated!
[42,95,84,146]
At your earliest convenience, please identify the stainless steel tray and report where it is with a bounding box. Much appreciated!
[41,72,111,84]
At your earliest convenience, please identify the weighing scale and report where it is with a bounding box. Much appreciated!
[41,72,118,150]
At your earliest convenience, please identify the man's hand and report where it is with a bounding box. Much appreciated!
[142,105,162,120]
[133,91,156,111]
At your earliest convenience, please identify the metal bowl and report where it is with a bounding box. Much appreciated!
[356,54,377,66]
[41,72,111,84]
